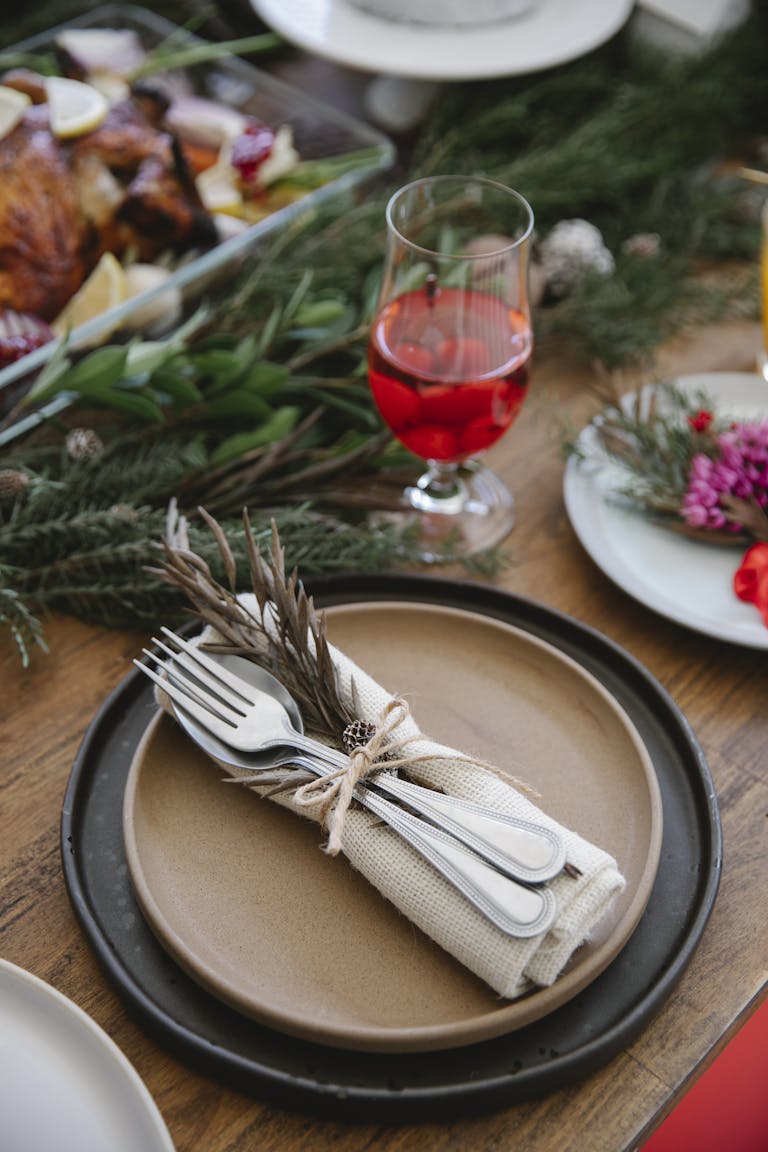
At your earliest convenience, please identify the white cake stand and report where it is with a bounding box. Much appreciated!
[250,0,634,128]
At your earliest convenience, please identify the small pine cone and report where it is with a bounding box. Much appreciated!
[109,503,138,522]
[66,427,104,460]
[621,232,661,259]
[342,718,377,754]
[0,468,29,502]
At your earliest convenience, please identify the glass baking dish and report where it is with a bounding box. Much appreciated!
[0,3,393,413]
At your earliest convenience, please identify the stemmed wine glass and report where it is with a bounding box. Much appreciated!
[368,174,534,560]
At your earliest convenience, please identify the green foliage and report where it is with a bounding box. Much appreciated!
[0,502,418,635]
[0,578,49,667]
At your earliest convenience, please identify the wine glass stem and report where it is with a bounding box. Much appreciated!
[408,460,469,514]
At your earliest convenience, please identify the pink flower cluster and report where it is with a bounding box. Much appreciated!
[681,420,768,531]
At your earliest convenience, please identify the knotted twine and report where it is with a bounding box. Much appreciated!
[290,696,537,857]
[293,698,409,855]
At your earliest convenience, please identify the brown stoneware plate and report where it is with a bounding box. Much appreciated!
[123,601,662,1052]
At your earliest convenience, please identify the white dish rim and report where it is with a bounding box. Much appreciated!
[563,371,768,650]
[0,957,175,1151]
[248,0,635,81]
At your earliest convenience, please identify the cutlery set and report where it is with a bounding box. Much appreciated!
[135,629,567,938]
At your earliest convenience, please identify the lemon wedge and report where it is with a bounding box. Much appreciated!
[54,28,146,78]
[121,263,182,334]
[0,85,30,141]
[195,161,244,214]
[45,76,109,139]
[52,252,127,338]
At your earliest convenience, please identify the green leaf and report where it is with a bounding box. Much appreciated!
[23,340,73,405]
[97,389,165,422]
[193,336,260,393]
[256,304,283,356]
[149,369,203,406]
[125,339,182,379]
[243,362,290,395]
[203,389,273,420]
[210,406,301,465]
[0,50,58,74]
[282,270,314,324]
[292,299,349,328]
[66,346,130,395]
[191,348,250,387]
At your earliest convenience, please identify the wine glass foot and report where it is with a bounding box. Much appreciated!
[401,461,515,562]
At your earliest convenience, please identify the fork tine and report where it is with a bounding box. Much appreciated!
[151,637,249,717]
[141,648,246,725]
[159,628,256,704]
[133,658,238,737]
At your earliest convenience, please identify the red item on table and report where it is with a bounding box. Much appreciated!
[733,543,768,626]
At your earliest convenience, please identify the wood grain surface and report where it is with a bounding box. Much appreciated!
[2,319,766,1152]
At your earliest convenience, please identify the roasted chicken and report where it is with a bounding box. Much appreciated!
[0,101,86,321]
[0,69,217,322]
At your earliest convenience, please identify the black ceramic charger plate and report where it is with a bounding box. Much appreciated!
[61,576,721,1122]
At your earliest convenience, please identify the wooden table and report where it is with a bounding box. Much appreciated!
[2,312,766,1151]
[1,1,767,1143]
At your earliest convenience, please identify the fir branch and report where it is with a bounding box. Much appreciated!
[1,501,422,639]
[413,13,767,240]
[0,577,48,667]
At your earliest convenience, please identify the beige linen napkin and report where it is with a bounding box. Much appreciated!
[163,595,625,1000]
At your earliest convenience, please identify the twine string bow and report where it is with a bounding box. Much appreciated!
[292,697,424,855]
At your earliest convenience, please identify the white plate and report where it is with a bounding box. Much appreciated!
[249,0,634,80]
[0,959,174,1152]
[564,372,768,649]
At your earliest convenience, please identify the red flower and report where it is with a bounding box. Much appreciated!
[688,409,714,433]
[733,543,768,626]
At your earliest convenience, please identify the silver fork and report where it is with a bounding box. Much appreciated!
[136,628,566,887]
[133,651,558,939]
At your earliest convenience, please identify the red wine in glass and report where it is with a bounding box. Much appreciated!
[369,284,532,463]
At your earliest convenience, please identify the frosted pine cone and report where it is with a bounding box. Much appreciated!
[621,232,662,259]
[539,219,615,297]
[66,427,104,460]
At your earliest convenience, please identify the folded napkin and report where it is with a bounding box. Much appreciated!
[161,594,625,1000]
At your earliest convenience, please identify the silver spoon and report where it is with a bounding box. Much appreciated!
[153,640,565,886]
[168,678,556,939]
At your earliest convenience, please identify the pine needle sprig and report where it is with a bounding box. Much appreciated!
[569,380,768,544]
[1,499,425,645]
[571,381,716,502]
[0,577,48,667]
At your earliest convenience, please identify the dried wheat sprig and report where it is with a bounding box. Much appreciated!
[152,501,356,741]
